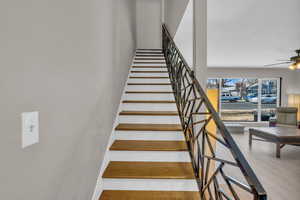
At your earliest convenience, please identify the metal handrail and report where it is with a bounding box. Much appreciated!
[162,24,267,200]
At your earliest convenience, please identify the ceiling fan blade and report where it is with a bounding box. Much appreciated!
[264,61,292,67]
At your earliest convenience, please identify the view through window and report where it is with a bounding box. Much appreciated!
[207,78,281,122]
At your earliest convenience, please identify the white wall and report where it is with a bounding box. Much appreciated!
[164,0,190,37]
[0,0,136,199]
[136,0,162,49]
[207,67,299,106]
[173,0,193,66]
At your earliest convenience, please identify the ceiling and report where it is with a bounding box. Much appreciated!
[207,0,300,68]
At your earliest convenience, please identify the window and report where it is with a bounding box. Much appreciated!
[207,78,281,122]
[207,78,219,89]
[260,79,279,121]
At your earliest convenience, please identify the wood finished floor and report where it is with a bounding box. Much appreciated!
[217,130,300,200]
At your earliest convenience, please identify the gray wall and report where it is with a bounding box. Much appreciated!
[164,0,190,37]
[207,67,299,106]
[136,0,162,49]
[0,0,136,199]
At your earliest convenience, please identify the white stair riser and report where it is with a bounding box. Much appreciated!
[136,49,162,52]
[102,179,198,191]
[114,131,185,141]
[135,53,163,55]
[127,79,170,83]
[134,56,165,59]
[109,151,190,162]
[124,93,175,100]
[134,61,166,63]
[135,53,164,55]
[121,103,177,111]
[132,64,167,67]
[129,73,168,77]
[118,115,180,124]
[126,85,172,91]
[130,68,168,72]
[130,72,168,76]
[136,50,162,52]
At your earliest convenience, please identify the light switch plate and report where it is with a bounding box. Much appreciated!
[22,111,39,148]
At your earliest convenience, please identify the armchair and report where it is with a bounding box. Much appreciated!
[272,107,298,127]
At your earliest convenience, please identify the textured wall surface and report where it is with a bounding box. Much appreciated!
[0,0,136,199]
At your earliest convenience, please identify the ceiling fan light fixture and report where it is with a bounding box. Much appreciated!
[296,62,300,69]
[289,63,297,70]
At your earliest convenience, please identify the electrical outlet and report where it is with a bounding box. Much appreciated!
[22,111,39,148]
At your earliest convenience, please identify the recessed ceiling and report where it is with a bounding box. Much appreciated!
[208,0,300,68]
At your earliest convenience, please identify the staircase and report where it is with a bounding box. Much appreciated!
[96,49,200,199]
[93,24,267,200]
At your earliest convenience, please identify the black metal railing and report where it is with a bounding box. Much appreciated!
[162,24,267,200]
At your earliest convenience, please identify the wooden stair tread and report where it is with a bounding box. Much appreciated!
[99,190,200,200]
[119,110,178,115]
[127,83,171,85]
[115,123,182,131]
[110,140,187,151]
[122,100,175,103]
[125,91,173,94]
[131,71,168,73]
[129,76,169,79]
[132,66,167,68]
[136,52,163,54]
[102,161,194,179]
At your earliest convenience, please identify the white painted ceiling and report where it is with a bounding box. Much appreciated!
[208,0,300,67]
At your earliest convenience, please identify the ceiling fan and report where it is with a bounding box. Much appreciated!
[264,49,300,70]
